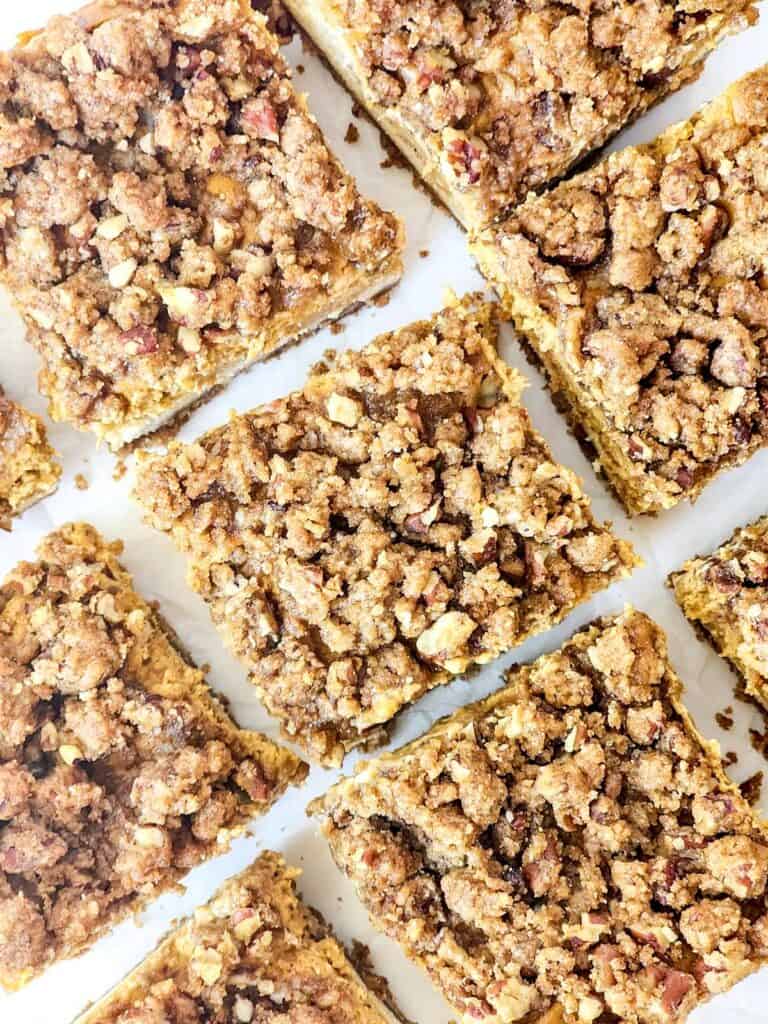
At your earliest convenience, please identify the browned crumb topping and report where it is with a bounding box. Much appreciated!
[671,515,768,698]
[480,68,768,510]
[314,610,768,1024]
[346,122,361,144]
[0,0,402,444]
[740,771,763,806]
[77,852,394,1024]
[0,524,305,990]
[0,390,60,528]
[134,297,636,764]
[323,0,754,225]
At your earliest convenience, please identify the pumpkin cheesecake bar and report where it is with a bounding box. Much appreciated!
[0,523,307,991]
[283,0,756,231]
[670,515,768,708]
[472,66,768,515]
[134,296,638,765]
[74,852,402,1024]
[0,389,60,529]
[0,0,404,450]
[312,609,768,1024]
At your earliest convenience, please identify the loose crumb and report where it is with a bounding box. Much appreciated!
[725,751,739,767]
[419,249,430,259]
[74,473,89,491]
[345,123,360,144]
[741,771,764,806]
[716,708,735,731]
[330,322,346,336]
[112,459,127,482]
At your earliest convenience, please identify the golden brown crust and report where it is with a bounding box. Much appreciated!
[74,851,399,1024]
[473,66,768,515]
[313,609,768,1024]
[670,515,768,706]
[0,389,60,529]
[0,523,307,991]
[0,0,403,449]
[134,295,638,765]
[285,0,756,231]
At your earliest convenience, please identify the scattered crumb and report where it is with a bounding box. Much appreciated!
[352,102,363,118]
[296,63,305,74]
[378,130,408,170]
[112,458,127,482]
[330,322,346,336]
[373,289,392,309]
[724,751,739,767]
[345,122,360,144]
[740,771,764,806]
[716,707,734,731]
[750,726,768,760]
[200,663,211,675]
[74,473,89,491]
[419,249,430,259]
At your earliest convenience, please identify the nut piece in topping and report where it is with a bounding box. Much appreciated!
[282,0,755,230]
[312,609,768,1024]
[0,524,306,991]
[71,852,399,1024]
[473,66,768,514]
[134,295,637,765]
[0,389,60,530]
[671,514,768,710]
[0,0,404,450]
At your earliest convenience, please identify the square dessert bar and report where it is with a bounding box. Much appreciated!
[0,524,307,991]
[74,851,401,1024]
[0,389,60,529]
[313,609,768,1024]
[670,515,768,708]
[472,66,768,515]
[0,0,404,450]
[134,296,638,765]
[283,0,756,231]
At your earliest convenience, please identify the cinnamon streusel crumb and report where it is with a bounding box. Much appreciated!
[473,66,768,515]
[283,0,756,230]
[0,389,60,529]
[0,0,403,449]
[671,514,768,709]
[74,852,399,1024]
[134,296,637,765]
[313,609,768,1024]
[0,523,306,991]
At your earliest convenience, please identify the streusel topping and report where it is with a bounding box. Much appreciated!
[314,610,768,1024]
[328,0,755,224]
[0,0,401,442]
[0,523,305,989]
[135,298,636,764]
[482,67,768,505]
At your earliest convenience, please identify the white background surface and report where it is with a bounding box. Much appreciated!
[1,4,768,1022]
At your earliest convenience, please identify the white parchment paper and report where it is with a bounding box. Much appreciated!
[1,4,768,1022]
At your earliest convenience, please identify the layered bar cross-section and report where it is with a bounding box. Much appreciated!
[0,388,60,528]
[0,0,404,449]
[313,609,768,1024]
[671,514,768,708]
[0,524,307,990]
[284,0,756,230]
[473,67,768,514]
[74,851,401,1024]
[134,296,637,764]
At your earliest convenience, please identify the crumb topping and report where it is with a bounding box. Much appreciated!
[672,515,768,693]
[325,0,754,225]
[78,852,394,1024]
[479,68,768,509]
[0,523,305,988]
[0,0,401,442]
[135,298,635,764]
[314,609,768,1024]
[0,390,60,528]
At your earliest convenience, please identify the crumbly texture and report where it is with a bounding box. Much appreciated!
[0,524,307,991]
[0,0,403,449]
[671,515,768,708]
[134,297,637,765]
[0,389,60,529]
[313,609,768,1024]
[473,67,768,515]
[284,0,755,230]
[75,852,398,1024]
